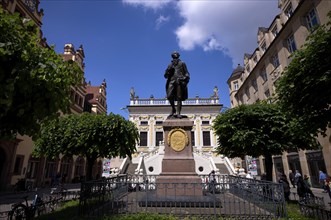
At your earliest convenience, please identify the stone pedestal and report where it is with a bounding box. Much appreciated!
[156,118,202,196]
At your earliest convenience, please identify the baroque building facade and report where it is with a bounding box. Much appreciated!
[108,88,236,178]
[227,0,331,186]
[0,1,107,190]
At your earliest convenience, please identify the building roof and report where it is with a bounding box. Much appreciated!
[85,86,100,104]
[227,64,244,84]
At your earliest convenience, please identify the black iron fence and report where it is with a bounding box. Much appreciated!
[79,174,287,219]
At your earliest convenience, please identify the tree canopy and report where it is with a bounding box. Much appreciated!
[0,8,83,139]
[213,102,318,181]
[33,113,139,180]
[276,12,331,136]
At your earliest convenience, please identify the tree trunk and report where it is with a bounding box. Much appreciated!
[86,157,96,181]
[264,153,273,181]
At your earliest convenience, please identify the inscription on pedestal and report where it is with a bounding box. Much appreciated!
[168,128,188,152]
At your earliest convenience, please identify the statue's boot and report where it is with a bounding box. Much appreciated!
[176,101,182,118]
[169,100,176,116]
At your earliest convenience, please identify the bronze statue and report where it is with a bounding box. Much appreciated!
[164,51,190,118]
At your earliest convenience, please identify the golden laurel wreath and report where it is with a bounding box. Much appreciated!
[167,128,188,152]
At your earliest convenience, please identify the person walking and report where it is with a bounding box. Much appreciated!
[279,173,291,201]
[324,176,331,200]
[289,170,296,188]
[303,174,312,188]
[319,170,327,192]
[208,170,216,193]
[297,175,314,200]
[294,170,301,186]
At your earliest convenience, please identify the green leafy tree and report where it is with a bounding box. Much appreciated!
[276,12,331,137]
[213,102,318,181]
[0,8,83,139]
[33,113,139,180]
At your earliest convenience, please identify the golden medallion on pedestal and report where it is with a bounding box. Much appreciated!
[168,128,189,152]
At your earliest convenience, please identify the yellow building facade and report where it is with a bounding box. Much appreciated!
[227,0,331,186]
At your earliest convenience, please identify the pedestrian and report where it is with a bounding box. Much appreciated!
[261,173,267,181]
[297,175,314,199]
[289,170,295,188]
[324,177,331,200]
[55,172,61,186]
[279,173,291,201]
[294,170,301,186]
[319,170,327,192]
[209,170,216,193]
[246,171,253,179]
[303,175,311,188]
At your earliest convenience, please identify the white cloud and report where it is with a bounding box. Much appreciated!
[123,0,280,67]
[122,0,173,10]
[155,15,170,30]
[175,0,279,67]
[203,37,223,52]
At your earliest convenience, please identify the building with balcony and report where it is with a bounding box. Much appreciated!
[227,0,331,186]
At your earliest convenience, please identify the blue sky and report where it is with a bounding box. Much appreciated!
[40,0,279,117]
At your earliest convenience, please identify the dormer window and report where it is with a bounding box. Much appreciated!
[285,3,293,18]
[253,56,258,64]
[272,26,278,37]
[233,81,239,91]
[246,65,250,73]
[260,41,267,52]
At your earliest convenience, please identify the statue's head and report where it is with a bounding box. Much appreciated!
[171,51,180,59]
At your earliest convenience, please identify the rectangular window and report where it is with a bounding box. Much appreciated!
[140,121,148,125]
[260,68,268,82]
[306,8,319,30]
[233,81,239,91]
[155,132,163,146]
[202,121,210,125]
[140,132,147,146]
[202,131,211,146]
[44,159,56,179]
[14,155,24,175]
[287,34,297,53]
[27,158,39,178]
[265,89,271,99]
[155,121,163,125]
[245,88,250,99]
[272,54,280,68]
[74,93,79,104]
[191,131,195,146]
[239,96,244,105]
[252,79,258,92]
